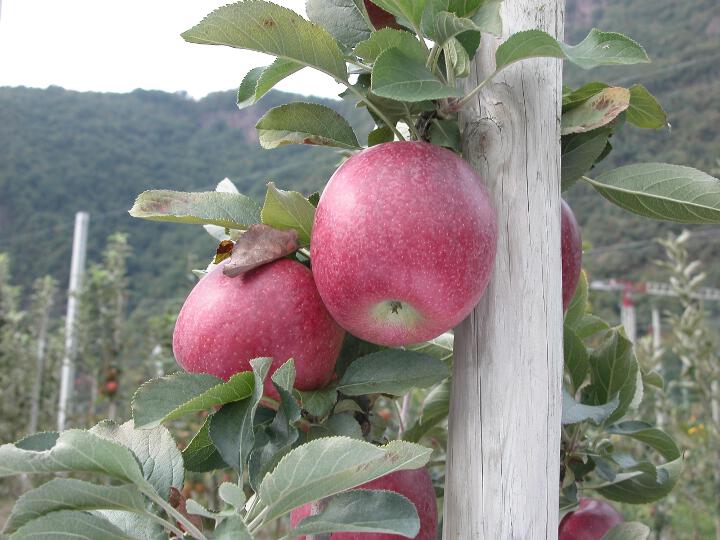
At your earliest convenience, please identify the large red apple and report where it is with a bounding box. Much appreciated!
[311,141,497,347]
[173,258,345,396]
[364,1,401,30]
[561,199,582,310]
[290,468,438,539]
[559,498,623,540]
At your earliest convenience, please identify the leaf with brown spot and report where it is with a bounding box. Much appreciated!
[561,87,630,135]
[223,224,299,277]
[214,240,234,264]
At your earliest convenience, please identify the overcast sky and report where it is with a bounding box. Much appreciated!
[0,0,343,99]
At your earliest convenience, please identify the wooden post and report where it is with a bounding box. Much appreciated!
[444,1,565,538]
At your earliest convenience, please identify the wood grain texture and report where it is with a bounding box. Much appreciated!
[443,1,565,538]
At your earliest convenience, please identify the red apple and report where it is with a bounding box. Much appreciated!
[311,141,497,347]
[173,258,345,396]
[105,380,118,394]
[559,498,623,540]
[364,1,401,30]
[561,199,583,310]
[290,468,438,539]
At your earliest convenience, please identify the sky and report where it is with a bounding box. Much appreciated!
[0,0,344,99]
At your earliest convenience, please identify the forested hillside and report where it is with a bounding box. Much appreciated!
[0,0,718,323]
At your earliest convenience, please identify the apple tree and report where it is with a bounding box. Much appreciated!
[2,1,720,539]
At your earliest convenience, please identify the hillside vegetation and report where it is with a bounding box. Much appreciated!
[0,0,718,321]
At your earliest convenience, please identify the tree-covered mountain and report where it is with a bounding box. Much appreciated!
[0,0,718,323]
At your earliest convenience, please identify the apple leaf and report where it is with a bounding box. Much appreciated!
[296,386,338,418]
[561,87,630,135]
[564,325,589,392]
[564,270,589,328]
[600,522,651,540]
[369,0,426,28]
[256,102,361,149]
[10,510,135,540]
[237,58,304,109]
[584,163,720,223]
[129,190,261,229]
[405,332,454,364]
[561,128,612,191]
[306,0,372,47]
[89,420,184,500]
[429,119,461,152]
[468,0,502,36]
[371,47,464,101]
[403,379,450,443]
[261,182,316,246]
[288,489,420,538]
[182,0,347,80]
[132,371,254,429]
[563,81,610,111]
[253,438,432,523]
[421,10,478,49]
[213,515,253,540]
[606,421,681,461]
[562,388,619,425]
[223,224,299,277]
[182,418,228,473]
[3,479,147,534]
[626,84,667,129]
[337,350,450,396]
[595,458,682,504]
[367,125,395,146]
[353,27,427,62]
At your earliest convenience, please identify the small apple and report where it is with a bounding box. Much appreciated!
[559,498,623,540]
[311,141,497,347]
[173,258,345,396]
[364,1,401,29]
[561,199,583,310]
[290,468,438,539]
[105,380,118,394]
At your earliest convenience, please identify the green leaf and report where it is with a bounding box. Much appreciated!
[626,84,667,129]
[576,314,611,339]
[564,325,589,392]
[561,87,630,135]
[219,482,246,509]
[297,386,338,418]
[353,28,426,62]
[237,59,303,109]
[495,28,649,72]
[642,370,664,390]
[600,522,651,540]
[585,163,720,224]
[0,430,149,490]
[370,0,426,28]
[372,47,464,101]
[89,420,184,500]
[261,182,316,245]
[429,119,461,152]
[129,190,261,229]
[606,421,681,460]
[562,128,612,191]
[563,29,649,70]
[4,479,147,534]
[182,418,228,473]
[468,0,502,36]
[563,82,610,111]
[14,432,59,451]
[255,438,431,523]
[587,328,639,425]
[422,10,478,48]
[405,332,453,364]
[132,371,254,429]
[307,413,364,442]
[562,388,619,425]
[403,379,450,442]
[247,360,301,489]
[256,102,360,150]
[288,489,420,537]
[182,0,347,80]
[209,358,272,474]
[564,270,589,328]
[367,126,395,146]
[596,458,682,504]
[11,510,134,540]
[337,350,450,396]
[98,511,166,540]
[212,515,252,540]
[443,37,471,78]
[306,0,372,47]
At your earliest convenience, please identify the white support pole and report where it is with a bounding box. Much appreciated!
[57,212,89,432]
[445,1,564,537]
[621,286,637,342]
[651,306,661,352]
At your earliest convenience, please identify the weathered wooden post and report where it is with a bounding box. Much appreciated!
[444,1,565,537]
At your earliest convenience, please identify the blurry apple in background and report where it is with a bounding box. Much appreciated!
[559,498,623,540]
[311,141,497,347]
[290,468,438,539]
[364,0,401,29]
[173,258,345,396]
